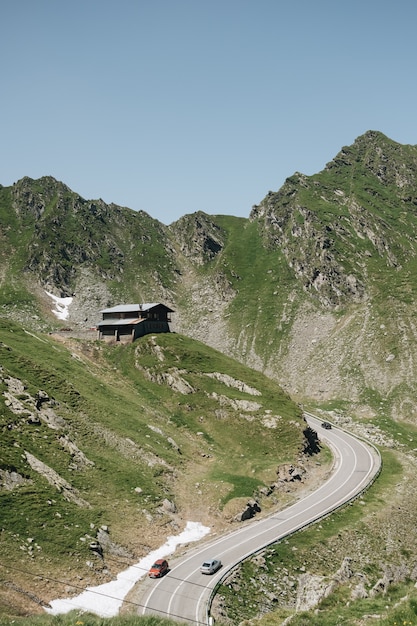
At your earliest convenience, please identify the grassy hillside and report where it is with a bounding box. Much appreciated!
[169,212,304,372]
[3,131,417,624]
[0,319,316,619]
[3,133,417,424]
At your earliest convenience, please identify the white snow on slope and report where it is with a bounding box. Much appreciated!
[45,521,210,617]
[45,291,73,321]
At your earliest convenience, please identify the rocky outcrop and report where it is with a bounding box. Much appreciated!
[0,367,97,501]
[59,434,95,470]
[3,134,417,423]
[141,367,195,394]
[9,175,176,300]
[276,463,306,483]
[91,525,133,559]
[24,451,91,507]
[169,211,225,265]
[204,372,262,396]
[250,131,417,308]
[295,556,354,611]
[0,469,32,490]
[2,372,66,430]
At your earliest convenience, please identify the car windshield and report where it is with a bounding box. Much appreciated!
[202,562,210,567]
[153,563,162,569]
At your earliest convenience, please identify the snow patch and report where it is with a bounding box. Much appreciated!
[45,521,210,617]
[45,291,73,320]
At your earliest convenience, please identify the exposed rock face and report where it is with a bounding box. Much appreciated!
[2,372,66,430]
[0,366,96,505]
[95,526,133,559]
[146,368,195,394]
[169,211,225,265]
[276,463,306,483]
[24,451,91,507]
[296,572,332,612]
[9,175,176,302]
[160,498,177,514]
[4,132,417,623]
[204,372,262,396]
[250,131,417,309]
[295,557,354,611]
[250,181,367,308]
[302,426,321,455]
[59,434,95,470]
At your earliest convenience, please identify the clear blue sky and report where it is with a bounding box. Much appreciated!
[2,0,417,224]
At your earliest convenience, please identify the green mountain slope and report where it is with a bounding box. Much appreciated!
[0,320,317,618]
[170,132,417,423]
[3,130,417,623]
[251,130,417,307]
[2,131,417,427]
[0,176,178,328]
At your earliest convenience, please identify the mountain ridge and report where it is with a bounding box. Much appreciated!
[3,130,417,420]
[4,130,417,623]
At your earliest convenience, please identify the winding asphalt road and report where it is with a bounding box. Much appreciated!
[136,414,381,625]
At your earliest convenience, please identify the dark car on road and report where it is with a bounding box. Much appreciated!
[321,421,332,429]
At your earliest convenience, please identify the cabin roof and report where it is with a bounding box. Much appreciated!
[97,318,142,327]
[100,303,174,314]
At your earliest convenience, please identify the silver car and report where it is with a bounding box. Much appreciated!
[200,558,222,575]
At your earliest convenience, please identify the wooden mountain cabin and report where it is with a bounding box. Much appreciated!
[97,303,174,343]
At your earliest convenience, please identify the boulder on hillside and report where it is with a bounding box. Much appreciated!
[235,499,261,522]
[276,463,306,483]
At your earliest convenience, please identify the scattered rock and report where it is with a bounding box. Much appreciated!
[0,469,32,491]
[35,390,50,410]
[161,498,177,514]
[276,463,306,483]
[351,581,369,600]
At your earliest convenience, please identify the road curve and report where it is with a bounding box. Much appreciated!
[135,414,381,625]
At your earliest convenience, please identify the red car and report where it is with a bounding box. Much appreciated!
[148,558,169,578]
